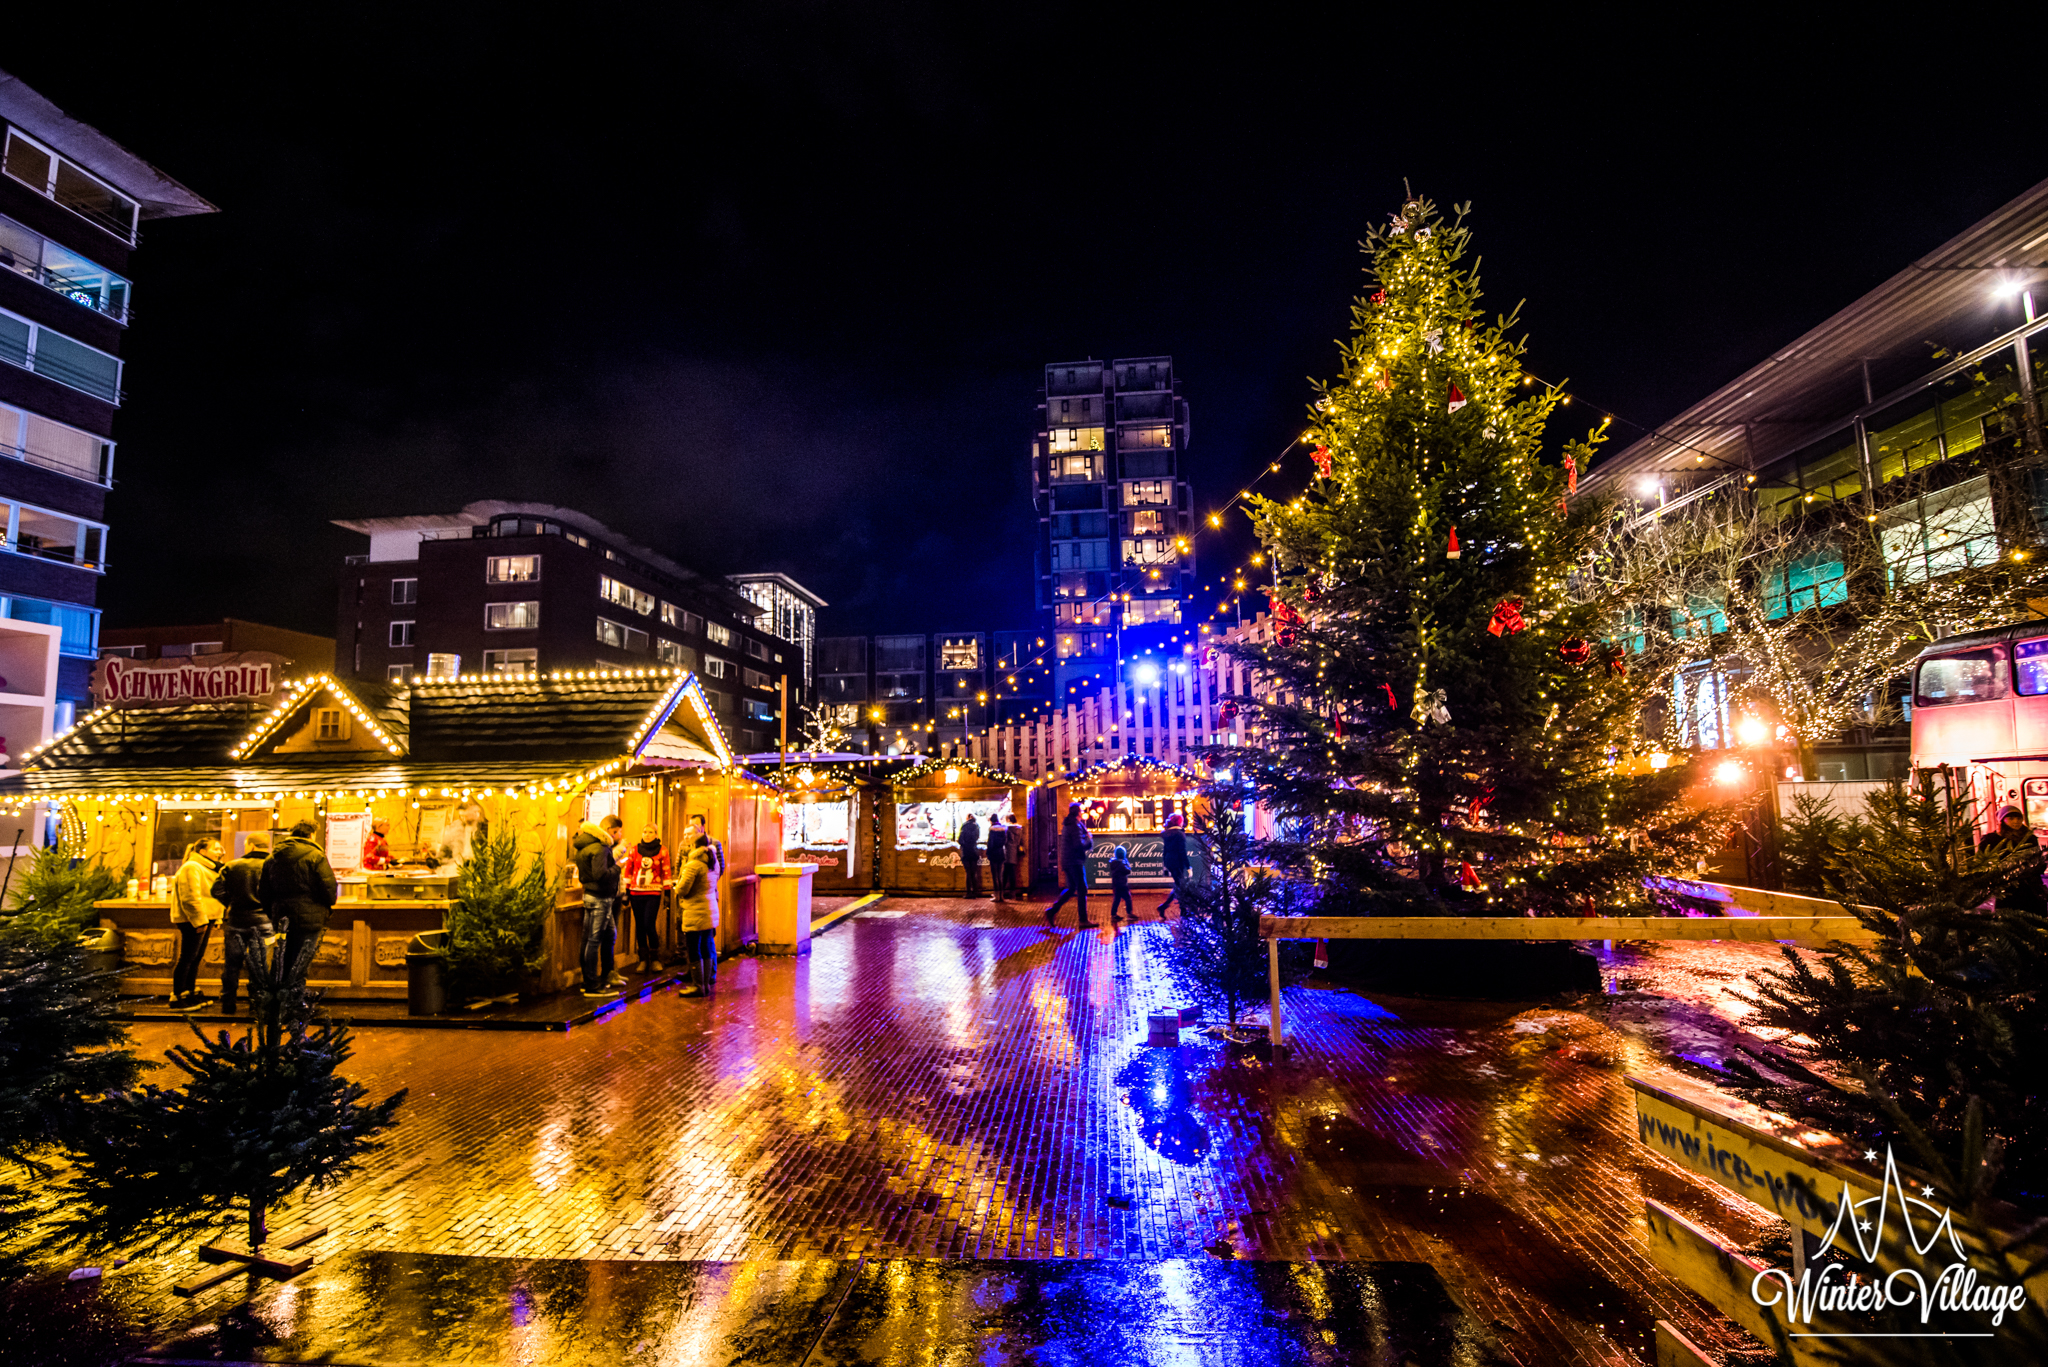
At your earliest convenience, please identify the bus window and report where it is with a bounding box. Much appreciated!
[1914,650,2006,706]
[2017,638,2048,695]
[2026,779,2048,832]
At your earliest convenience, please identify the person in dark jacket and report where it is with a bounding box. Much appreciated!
[1157,814,1191,914]
[572,814,624,997]
[1106,844,1135,923]
[216,834,271,1015]
[959,812,982,897]
[258,822,339,986]
[1978,806,2046,913]
[985,816,1011,903]
[1044,802,1096,929]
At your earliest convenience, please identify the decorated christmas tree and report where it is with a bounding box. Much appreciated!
[53,935,404,1257]
[1231,194,1724,915]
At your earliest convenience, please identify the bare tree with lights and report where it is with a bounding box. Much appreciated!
[1226,194,1728,917]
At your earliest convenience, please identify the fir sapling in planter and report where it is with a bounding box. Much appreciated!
[446,825,553,1003]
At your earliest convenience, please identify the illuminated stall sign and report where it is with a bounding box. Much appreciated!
[91,652,288,708]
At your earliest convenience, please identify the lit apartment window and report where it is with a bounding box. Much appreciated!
[596,618,650,652]
[483,648,538,674]
[2,501,107,569]
[0,215,131,322]
[485,601,540,630]
[2,131,139,243]
[486,555,540,582]
[745,699,778,723]
[1129,510,1165,535]
[706,622,736,647]
[391,578,418,605]
[0,402,113,484]
[655,639,695,669]
[315,708,350,741]
[426,653,461,679]
[701,656,732,679]
[1049,425,1104,452]
[600,576,654,615]
[1121,425,1172,449]
[389,621,416,647]
[940,636,979,670]
[0,306,123,403]
[1124,479,1171,506]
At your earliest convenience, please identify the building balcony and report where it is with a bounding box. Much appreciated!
[1,215,132,323]
[1,435,112,486]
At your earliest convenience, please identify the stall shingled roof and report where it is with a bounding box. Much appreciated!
[2,670,731,800]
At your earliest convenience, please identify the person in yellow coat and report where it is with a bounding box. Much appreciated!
[169,836,227,1010]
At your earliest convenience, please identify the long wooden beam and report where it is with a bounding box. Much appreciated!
[1259,914,1877,950]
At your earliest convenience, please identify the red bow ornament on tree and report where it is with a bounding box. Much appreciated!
[1563,453,1578,494]
[1310,445,1333,479]
[1486,599,1527,637]
[1602,644,1628,678]
[1469,786,1496,822]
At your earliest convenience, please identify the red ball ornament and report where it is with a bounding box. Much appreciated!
[1558,636,1593,666]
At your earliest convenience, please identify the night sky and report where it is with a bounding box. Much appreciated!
[11,12,2042,641]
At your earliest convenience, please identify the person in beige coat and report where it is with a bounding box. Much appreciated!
[672,841,718,998]
[170,837,227,1009]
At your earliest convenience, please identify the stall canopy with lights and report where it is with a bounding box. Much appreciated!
[752,752,922,896]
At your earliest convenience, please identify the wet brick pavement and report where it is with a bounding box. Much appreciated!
[24,898,1801,1365]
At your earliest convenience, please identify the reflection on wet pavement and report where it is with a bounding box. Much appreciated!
[6,903,1822,1365]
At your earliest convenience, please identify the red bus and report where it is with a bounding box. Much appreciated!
[1909,623,2048,836]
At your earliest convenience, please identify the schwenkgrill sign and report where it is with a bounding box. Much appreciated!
[91,652,287,708]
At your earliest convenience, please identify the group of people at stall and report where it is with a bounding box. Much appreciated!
[955,811,1023,902]
[167,821,342,1012]
[570,816,725,1000]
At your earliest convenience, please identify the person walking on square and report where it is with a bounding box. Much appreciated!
[168,837,226,1009]
[259,821,338,988]
[673,841,717,997]
[1157,813,1191,914]
[573,814,624,997]
[984,815,1011,903]
[622,823,671,972]
[959,811,982,897]
[1044,802,1095,929]
[216,833,271,1015]
[1106,844,1135,924]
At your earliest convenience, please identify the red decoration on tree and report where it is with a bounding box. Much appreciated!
[1310,445,1333,479]
[1446,525,1462,560]
[1602,644,1628,678]
[1486,599,1527,637]
[1459,861,1482,891]
[1447,384,1467,414]
[1371,290,1387,304]
[1558,636,1593,666]
[1469,786,1495,822]
[1218,699,1240,723]
[1563,453,1578,494]
[1381,683,1398,711]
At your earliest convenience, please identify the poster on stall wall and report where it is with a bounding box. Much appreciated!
[325,811,368,876]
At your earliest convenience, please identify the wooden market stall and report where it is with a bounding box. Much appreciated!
[1050,756,1206,888]
[881,757,1029,894]
[0,664,776,998]
[755,753,918,896]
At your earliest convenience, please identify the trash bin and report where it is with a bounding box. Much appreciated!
[77,925,123,1001]
[405,930,450,1016]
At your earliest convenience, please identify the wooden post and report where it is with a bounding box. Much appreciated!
[1267,937,1283,1046]
[779,674,789,768]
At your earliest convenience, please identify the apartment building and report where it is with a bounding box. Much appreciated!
[0,69,216,721]
[334,501,797,754]
[1035,356,1199,702]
